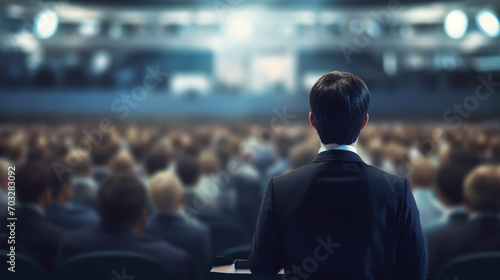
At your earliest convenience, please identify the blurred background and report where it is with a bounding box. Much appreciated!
[1,0,500,279]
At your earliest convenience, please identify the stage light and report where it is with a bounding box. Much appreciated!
[79,20,100,36]
[34,10,58,39]
[91,51,111,75]
[227,17,253,40]
[444,10,468,39]
[476,9,500,37]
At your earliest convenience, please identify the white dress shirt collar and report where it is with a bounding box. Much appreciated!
[318,143,358,154]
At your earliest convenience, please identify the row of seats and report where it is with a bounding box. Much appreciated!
[2,248,499,280]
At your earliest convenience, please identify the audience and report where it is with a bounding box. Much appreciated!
[45,162,99,230]
[427,164,500,279]
[0,162,63,275]
[146,171,212,280]
[58,174,189,280]
[0,122,499,278]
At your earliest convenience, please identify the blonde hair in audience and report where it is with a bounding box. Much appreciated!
[65,149,92,176]
[148,171,184,213]
[110,151,135,175]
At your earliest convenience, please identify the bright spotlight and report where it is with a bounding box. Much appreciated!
[91,51,111,75]
[476,9,500,37]
[444,10,468,39]
[34,10,58,39]
[227,17,253,40]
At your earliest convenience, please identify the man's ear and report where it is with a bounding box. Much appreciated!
[361,114,369,131]
[309,112,316,130]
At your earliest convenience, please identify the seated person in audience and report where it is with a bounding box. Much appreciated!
[424,153,481,234]
[0,162,63,275]
[427,164,500,279]
[250,72,428,279]
[197,152,224,210]
[176,156,205,212]
[66,150,98,210]
[91,140,119,184]
[409,158,444,228]
[146,171,211,280]
[58,174,189,280]
[46,164,99,230]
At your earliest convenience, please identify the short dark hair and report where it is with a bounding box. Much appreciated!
[175,156,201,187]
[437,153,481,205]
[144,152,170,176]
[98,174,147,228]
[17,162,52,204]
[309,71,370,145]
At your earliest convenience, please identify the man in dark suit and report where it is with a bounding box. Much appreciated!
[146,171,211,280]
[427,164,500,279]
[0,162,63,275]
[58,174,190,280]
[46,163,99,230]
[250,71,428,280]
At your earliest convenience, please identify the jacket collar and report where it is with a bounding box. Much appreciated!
[312,149,365,164]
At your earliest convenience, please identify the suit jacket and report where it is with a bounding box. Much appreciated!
[46,203,99,230]
[427,215,500,279]
[423,206,468,237]
[58,225,189,280]
[71,176,98,210]
[250,150,428,280]
[146,213,212,280]
[0,206,63,275]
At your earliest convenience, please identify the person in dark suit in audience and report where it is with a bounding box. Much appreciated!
[46,161,99,230]
[176,155,205,212]
[250,71,428,280]
[424,154,481,235]
[427,164,500,279]
[58,174,189,280]
[67,150,98,210]
[146,171,211,280]
[91,140,119,185]
[0,162,63,275]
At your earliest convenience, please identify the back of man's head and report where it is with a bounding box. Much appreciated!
[437,153,481,206]
[410,158,436,188]
[148,171,184,214]
[98,174,147,229]
[309,71,370,145]
[175,156,201,187]
[17,162,52,204]
[464,164,500,213]
[144,151,170,176]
